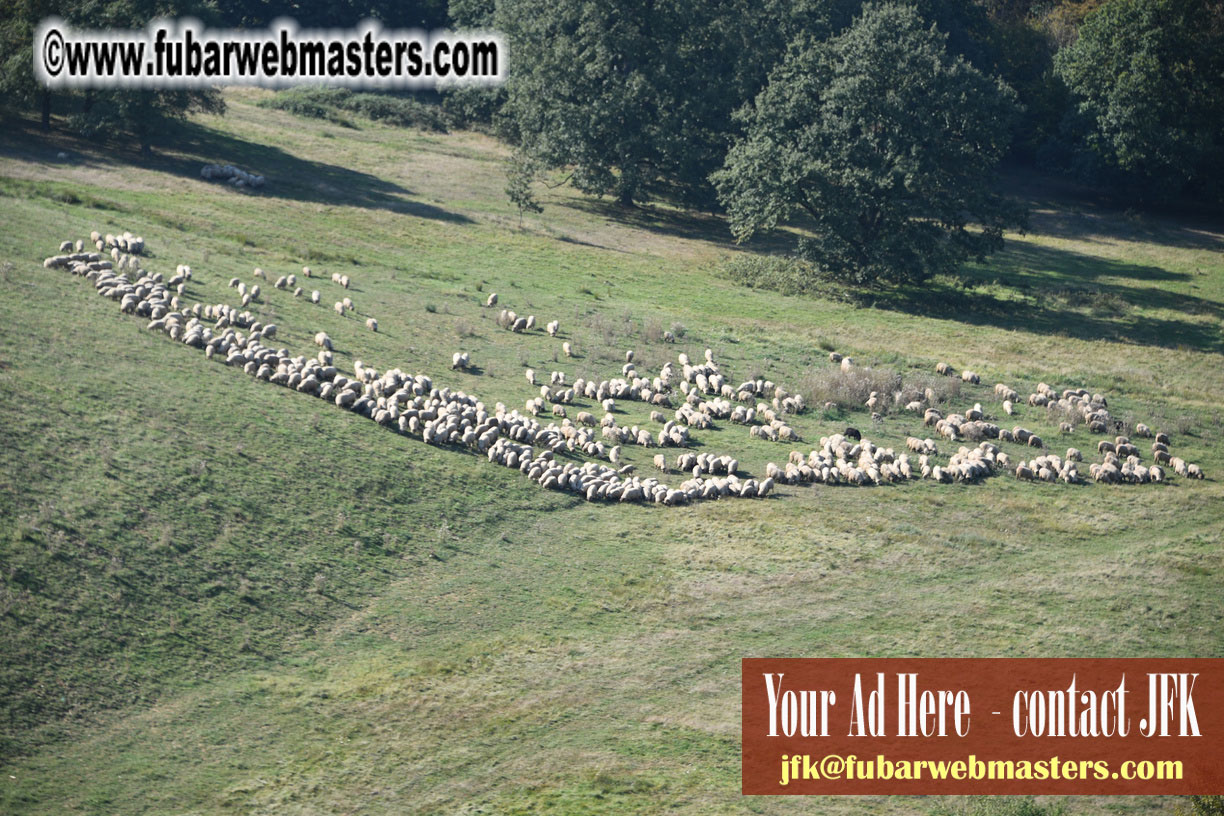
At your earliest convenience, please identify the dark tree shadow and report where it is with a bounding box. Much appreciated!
[857,243,1223,354]
[564,197,799,255]
[0,116,474,224]
[1000,169,1224,253]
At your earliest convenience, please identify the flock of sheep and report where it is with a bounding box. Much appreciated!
[200,163,266,189]
[40,230,1207,506]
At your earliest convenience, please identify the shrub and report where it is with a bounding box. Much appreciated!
[799,365,901,412]
[722,255,822,297]
[257,87,449,131]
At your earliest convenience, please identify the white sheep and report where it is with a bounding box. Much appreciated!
[334,301,345,316]
[366,317,378,332]
[486,292,498,307]
[311,290,320,304]
[563,341,573,357]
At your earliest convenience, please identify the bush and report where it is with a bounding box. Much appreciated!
[257,87,449,131]
[799,365,901,412]
[722,255,825,297]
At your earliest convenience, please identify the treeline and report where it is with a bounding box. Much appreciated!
[2,0,1220,282]
[0,0,450,152]
[465,0,1223,211]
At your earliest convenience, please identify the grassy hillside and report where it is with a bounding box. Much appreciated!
[1,89,1221,815]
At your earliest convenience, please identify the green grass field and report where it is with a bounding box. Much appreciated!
[1,89,1221,815]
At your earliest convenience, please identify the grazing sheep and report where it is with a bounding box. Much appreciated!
[662,330,675,343]
[334,301,345,316]
[311,290,320,304]
[253,267,265,279]
[366,317,378,332]
[302,266,312,277]
[342,297,353,311]
[340,275,350,289]
[840,357,854,372]
[452,352,471,370]
[1002,400,1014,415]
[563,341,573,357]
[314,332,332,350]
[486,292,498,307]
[547,320,559,336]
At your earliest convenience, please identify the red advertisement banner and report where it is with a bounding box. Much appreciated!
[742,658,1224,794]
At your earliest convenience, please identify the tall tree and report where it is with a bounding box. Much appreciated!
[1055,0,1224,203]
[713,2,1026,287]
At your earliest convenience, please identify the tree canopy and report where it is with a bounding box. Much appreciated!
[1055,0,1224,203]
[713,2,1026,286]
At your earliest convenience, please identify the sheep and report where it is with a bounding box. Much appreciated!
[314,332,332,350]
[563,341,573,357]
[525,369,537,386]
[253,267,266,279]
[486,292,498,307]
[302,266,312,277]
[342,297,354,311]
[452,352,471,370]
[1187,464,1205,479]
[340,275,351,288]
[840,357,854,372]
[662,331,675,343]
[546,320,559,336]
[961,370,980,384]
[334,301,346,316]
[311,290,320,304]
[366,317,378,332]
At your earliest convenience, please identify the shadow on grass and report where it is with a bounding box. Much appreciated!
[564,197,798,255]
[857,243,1223,354]
[0,116,474,225]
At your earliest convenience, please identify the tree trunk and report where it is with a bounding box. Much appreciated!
[40,91,51,131]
